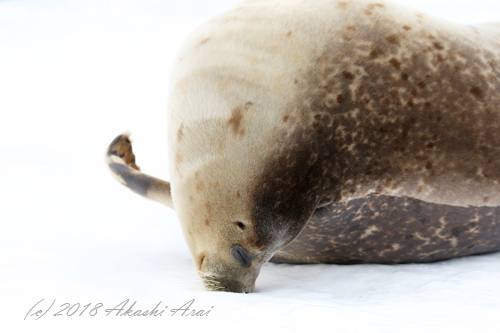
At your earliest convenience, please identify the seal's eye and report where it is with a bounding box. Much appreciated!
[230,246,252,267]
[235,221,246,230]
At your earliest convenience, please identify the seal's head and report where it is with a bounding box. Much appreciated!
[171,122,318,292]
[105,98,319,293]
[173,166,266,293]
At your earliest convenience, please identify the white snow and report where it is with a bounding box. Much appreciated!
[1,0,500,332]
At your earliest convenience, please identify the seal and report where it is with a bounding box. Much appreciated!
[105,0,500,293]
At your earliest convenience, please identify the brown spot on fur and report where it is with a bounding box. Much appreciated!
[294,79,299,84]
[484,196,490,203]
[240,128,245,136]
[342,71,355,80]
[189,196,193,203]
[177,123,184,142]
[364,3,384,15]
[196,181,205,193]
[342,25,357,42]
[237,191,241,198]
[283,115,289,123]
[389,58,401,70]
[227,106,244,134]
[386,35,399,45]
[401,73,409,81]
[205,219,210,226]
[337,1,350,9]
[402,25,411,31]
[433,42,444,50]
[470,86,483,99]
[337,94,344,104]
[425,161,433,170]
[286,31,292,37]
[369,49,380,59]
[199,37,210,46]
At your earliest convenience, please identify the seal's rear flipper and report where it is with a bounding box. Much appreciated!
[105,132,174,209]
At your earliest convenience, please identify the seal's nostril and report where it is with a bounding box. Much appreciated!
[230,246,252,267]
[199,255,206,268]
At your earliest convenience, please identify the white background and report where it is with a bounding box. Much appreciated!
[2,0,500,332]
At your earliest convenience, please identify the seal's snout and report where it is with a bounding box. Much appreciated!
[218,280,255,294]
[243,285,255,294]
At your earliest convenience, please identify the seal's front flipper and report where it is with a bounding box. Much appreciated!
[105,132,174,209]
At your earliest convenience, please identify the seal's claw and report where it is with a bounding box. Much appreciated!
[106,132,140,171]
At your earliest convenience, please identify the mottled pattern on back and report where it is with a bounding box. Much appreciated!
[252,3,500,256]
[272,193,500,264]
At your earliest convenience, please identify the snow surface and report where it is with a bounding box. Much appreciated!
[1,0,500,332]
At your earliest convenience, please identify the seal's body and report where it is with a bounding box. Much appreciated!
[106,0,500,292]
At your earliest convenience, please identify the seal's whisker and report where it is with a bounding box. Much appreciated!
[202,277,222,284]
[201,277,220,284]
[206,286,226,291]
